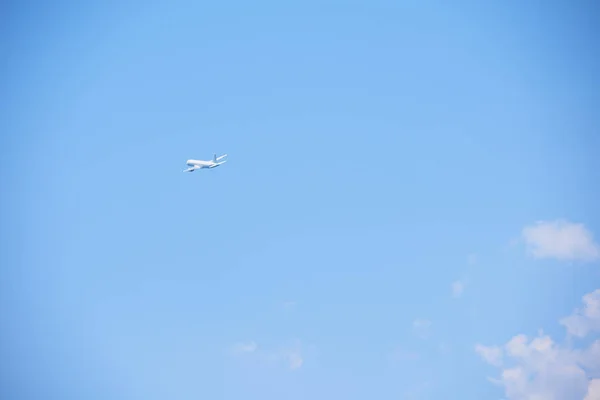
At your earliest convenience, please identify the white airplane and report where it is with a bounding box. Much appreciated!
[183,153,228,172]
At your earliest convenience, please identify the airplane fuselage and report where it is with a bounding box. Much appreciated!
[186,159,215,168]
[183,154,227,172]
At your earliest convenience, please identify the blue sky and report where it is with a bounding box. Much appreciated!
[1,1,599,399]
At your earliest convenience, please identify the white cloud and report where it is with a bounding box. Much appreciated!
[413,319,432,339]
[452,280,466,298]
[521,220,600,262]
[585,379,600,400]
[476,288,600,400]
[560,289,600,338]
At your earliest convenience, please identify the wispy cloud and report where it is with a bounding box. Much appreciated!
[412,319,432,339]
[451,254,476,298]
[282,300,298,311]
[521,220,600,262]
[451,280,466,298]
[559,289,600,338]
[475,287,600,399]
[403,381,432,400]
[467,253,478,265]
[389,346,420,362]
[438,342,451,355]
[287,351,304,370]
[230,341,258,354]
[229,339,307,371]
[474,344,503,367]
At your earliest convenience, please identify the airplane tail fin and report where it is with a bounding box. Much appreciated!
[213,153,217,163]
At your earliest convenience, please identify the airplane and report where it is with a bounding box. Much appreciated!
[183,153,228,172]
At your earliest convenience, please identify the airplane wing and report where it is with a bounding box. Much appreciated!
[183,166,198,172]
